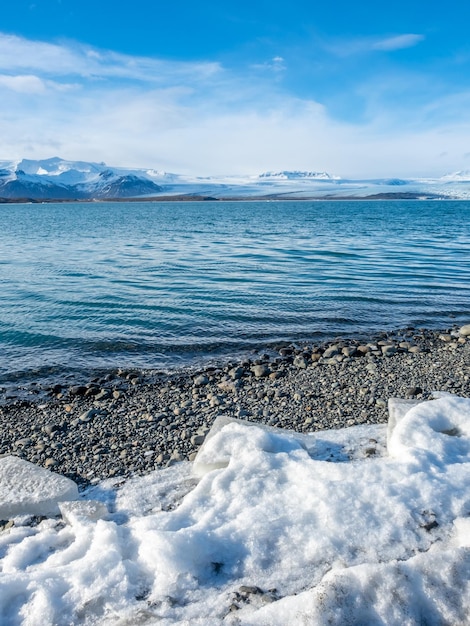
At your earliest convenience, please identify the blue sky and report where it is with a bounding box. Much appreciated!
[0,0,469,177]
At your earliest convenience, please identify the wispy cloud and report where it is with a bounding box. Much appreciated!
[372,34,425,51]
[251,56,286,73]
[327,33,425,57]
[0,33,221,84]
[0,32,468,178]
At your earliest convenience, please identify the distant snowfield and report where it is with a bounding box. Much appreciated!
[1,157,470,199]
[0,394,469,625]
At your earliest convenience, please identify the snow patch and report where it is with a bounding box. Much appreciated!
[0,396,469,624]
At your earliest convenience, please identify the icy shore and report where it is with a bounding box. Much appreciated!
[1,327,469,489]
[0,326,469,624]
[0,393,470,624]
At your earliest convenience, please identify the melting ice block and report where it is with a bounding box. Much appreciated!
[387,398,423,445]
[0,456,78,519]
[193,415,316,477]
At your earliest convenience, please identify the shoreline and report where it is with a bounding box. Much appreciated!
[0,325,468,489]
[0,192,454,203]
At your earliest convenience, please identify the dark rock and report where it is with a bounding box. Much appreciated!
[251,364,270,378]
[405,386,423,398]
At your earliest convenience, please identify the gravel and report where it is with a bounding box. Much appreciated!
[0,326,469,489]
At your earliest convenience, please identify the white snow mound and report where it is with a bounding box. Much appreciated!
[0,395,469,625]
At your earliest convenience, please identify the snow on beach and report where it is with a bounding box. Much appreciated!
[0,394,469,624]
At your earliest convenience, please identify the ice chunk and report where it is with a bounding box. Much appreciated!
[59,500,108,525]
[0,456,78,518]
[387,398,423,446]
[193,415,315,476]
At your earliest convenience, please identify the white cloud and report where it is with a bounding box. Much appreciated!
[0,74,46,93]
[0,32,467,178]
[0,72,76,94]
[2,78,467,179]
[270,56,286,71]
[372,34,425,51]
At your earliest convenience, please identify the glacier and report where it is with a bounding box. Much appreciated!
[1,157,470,200]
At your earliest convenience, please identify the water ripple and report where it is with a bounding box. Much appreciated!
[0,199,469,381]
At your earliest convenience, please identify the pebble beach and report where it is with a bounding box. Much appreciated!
[1,325,469,489]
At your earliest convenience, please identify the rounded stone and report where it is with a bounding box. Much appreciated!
[44,422,57,434]
[293,355,308,369]
[251,364,270,378]
[79,409,97,423]
[459,324,470,337]
[229,367,245,380]
[193,374,209,387]
[439,334,452,342]
[94,390,111,401]
[323,345,340,359]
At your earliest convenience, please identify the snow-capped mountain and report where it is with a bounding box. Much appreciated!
[257,170,337,180]
[439,170,470,182]
[0,158,166,200]
[1,157,470,200]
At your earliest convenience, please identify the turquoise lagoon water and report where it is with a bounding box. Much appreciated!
[0,200,469,384]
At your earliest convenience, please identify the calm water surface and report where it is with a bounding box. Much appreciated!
[1,200,469,384]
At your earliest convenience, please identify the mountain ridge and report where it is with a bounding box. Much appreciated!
[0,157,469,200]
